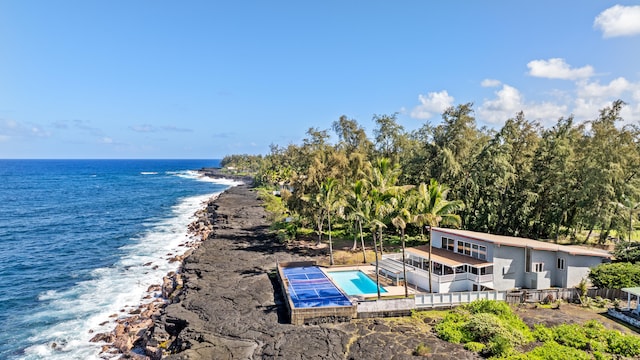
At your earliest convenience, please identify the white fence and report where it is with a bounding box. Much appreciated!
[414,290,508,308]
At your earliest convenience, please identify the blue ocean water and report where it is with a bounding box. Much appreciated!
[0,159,239,359]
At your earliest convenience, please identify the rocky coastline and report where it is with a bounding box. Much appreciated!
[93,171,478,360]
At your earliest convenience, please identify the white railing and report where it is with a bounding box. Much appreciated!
[414,290,508,308]
[381,254,494,284]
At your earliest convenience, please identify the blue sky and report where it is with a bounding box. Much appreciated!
[1,1,639,159]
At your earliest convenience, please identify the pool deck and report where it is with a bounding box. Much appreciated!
[321,265,414,300]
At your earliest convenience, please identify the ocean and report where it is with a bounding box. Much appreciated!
[0,159,239,359]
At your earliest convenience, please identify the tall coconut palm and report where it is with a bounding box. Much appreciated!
[364,158,412,298]
[613,195,640,241]
[413,179,465,293]
[318,177,340,265]
[367,158,404,254]
[345,179,369,262]
[391,190,414,298]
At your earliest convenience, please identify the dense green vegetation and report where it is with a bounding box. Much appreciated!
[224,100,640,244]
[431,300,640,359]
[433,299,533,357]
[588,262,640,289]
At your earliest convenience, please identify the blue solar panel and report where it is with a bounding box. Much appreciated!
[283,266,352,308]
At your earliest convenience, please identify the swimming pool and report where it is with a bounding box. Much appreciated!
[327,270,387,296]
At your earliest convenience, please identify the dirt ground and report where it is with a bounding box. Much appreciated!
[514,302,640,334]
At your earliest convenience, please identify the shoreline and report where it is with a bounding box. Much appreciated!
[95,170,476,360]
[91,170,249,359]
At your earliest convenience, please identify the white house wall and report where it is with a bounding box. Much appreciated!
[429,229,608,292]
[493,245,525,290]
[566,255,604,288]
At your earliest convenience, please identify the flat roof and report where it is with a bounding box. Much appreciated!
[407,246,493,267]
[432,227,612,259]
[622,287,640,297]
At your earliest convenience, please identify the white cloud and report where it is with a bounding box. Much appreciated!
[478,84,567,126]
[101,137,114,144]
[576,77,631,98]
[478,85,523,124]
[0,135,9,142]
[594,5,640,38]
[573,77,640,124]
[481,79,501,87]
[527,58,594,80]
[410,90,454,119]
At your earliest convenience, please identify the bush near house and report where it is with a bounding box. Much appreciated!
[434,300,640,359]
[588,262,640,289]
[434,299,533,357]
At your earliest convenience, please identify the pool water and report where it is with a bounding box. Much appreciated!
[327,270,387,296]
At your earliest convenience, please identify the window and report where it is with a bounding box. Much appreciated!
[525,248,531,272]
[478,246,487,260]
[534,263,544,272]
[557,258,565,270]
[446,238,455,251]
[454,240,488,260]
[442,237,455,251]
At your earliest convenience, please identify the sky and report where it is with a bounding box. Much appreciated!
[1,1,639,159]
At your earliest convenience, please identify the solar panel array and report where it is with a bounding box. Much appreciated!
[282,266,352,308]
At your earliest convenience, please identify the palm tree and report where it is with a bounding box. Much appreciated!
[391,190,414,298]
[413,179,465,293]
[364,158,412,298]
[345,179,369,262]
[614,195,640,241]
[319,178,340,265]
[367,158,404,254]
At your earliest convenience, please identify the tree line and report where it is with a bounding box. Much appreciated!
[223,99,640,243]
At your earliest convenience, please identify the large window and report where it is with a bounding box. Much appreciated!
[442,237,455,251]
[455,239,487,260]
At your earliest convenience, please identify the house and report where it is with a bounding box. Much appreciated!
[380,227,612,293]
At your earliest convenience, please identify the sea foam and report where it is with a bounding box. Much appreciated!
[20,176,236,360]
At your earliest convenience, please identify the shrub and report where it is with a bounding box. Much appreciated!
[413,343,431,356]
[464,313,506,342]
[465,299,512,317]
[484,335,514,358]
[524,341,591,360]
[434,300,532,353]
[434,308,471,343]
[463,341,485,353]
[533,324,554,343]
[434,319,467,343]
[604,329,640,357]
[552,323,591,350]
[588,262,640,289]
